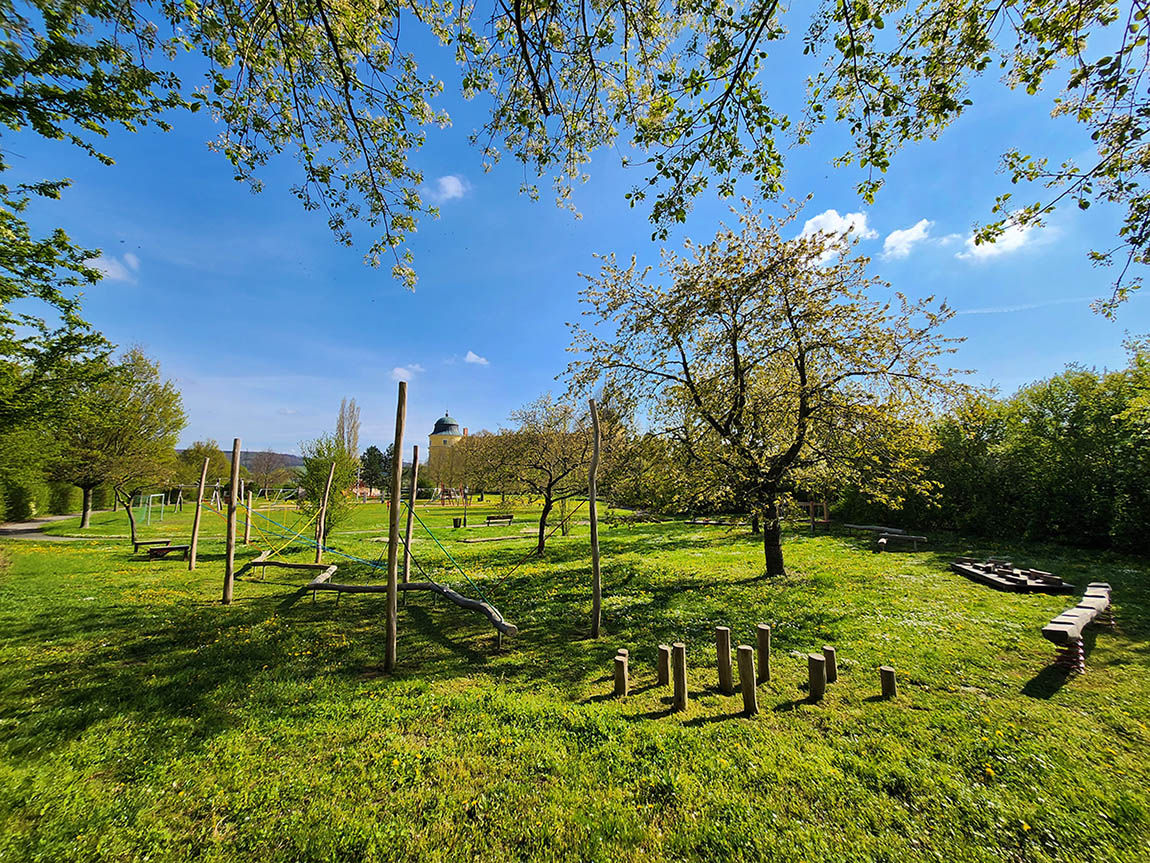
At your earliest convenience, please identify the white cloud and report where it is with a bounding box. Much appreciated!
[957,296,1095,315]
[87,254,138,282]
[464,350,489,366]
[882,219,933,260]
[800,209,877,262]
[957,220,1041,260]
[427,175,469,203]
[391,364,425,381]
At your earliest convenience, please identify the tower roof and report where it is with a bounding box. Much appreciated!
[431,412,461,436]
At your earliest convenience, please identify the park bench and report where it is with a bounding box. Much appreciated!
[147,544,190,560]
[134,538,172,553]
[1041,582,1112,672]
[876,532,928,551]
[486,514,514,526]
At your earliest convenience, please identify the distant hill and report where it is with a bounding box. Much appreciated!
[239,451,304,469]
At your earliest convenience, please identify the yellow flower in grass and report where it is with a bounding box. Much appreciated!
[1022,822,1030,831]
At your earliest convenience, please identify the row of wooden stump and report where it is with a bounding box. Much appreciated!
[613,624,898,714]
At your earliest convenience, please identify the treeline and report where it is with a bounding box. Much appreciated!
[836,347,1150,552]
[0,348,185,524]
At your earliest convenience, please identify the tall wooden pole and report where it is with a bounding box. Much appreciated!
[314,461,336,564]
[402,444,419,606]
[223,437,241,604]
[188,457,209,571]
[243,489,253,544]
[589,398,602,638]
[385,381,407,672]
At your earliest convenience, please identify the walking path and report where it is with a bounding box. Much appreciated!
[0,514,91,541]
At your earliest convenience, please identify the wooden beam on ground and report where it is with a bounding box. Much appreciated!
[385,381,406,671]
[223,438,241,604]
[311,580,518,636]
[189,456,209,571]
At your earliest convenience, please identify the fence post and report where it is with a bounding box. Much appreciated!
[716,626,733,694]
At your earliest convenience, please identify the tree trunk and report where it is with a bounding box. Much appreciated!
[118,489,138,545]
[536,495,554,555]
[80,486,93,528]
[751,513,760,534]
[762,501,785,576]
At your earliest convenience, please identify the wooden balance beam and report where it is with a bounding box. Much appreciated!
[1041,583,1113,672]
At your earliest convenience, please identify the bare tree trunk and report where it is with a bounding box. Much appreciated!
[751,513,760,534]
[536,495,554,555]
[117,489,138,545]
[80,487,93,528]
[762,501,785,576]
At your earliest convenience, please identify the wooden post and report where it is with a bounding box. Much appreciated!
[756,624,771,683]
[657,644,672,686]
[880,666,898,699]
[402,444,419,606]
[716,626,733,694]
[188,457,209,571]
[807,653,826,702]
[614,654,628,697]
[385,381,407,672]
[314,460,336,564]
[243,489,253,545]
[737,645,758,715]
[672,642,688,712]
[823,646,838,684]
[589,398,602,638]
[223,437,241,605]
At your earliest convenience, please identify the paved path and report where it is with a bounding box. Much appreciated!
[0,514,89,541]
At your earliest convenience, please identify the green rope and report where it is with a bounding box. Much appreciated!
[405,502,491,604]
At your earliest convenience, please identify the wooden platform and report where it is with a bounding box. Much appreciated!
[950,558,1075,593]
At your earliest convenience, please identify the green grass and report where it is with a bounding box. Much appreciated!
[3,505,1149,861]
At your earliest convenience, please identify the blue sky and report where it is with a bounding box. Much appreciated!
[12,20,1147,458]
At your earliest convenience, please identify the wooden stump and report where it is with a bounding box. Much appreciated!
[756,623,771,683]
[823,645,838,684]
[737,645,758,715]
[614,655,628,697]
[672,642,688,712]
[807,653,827,702]
[716,626,733,694]
[657,644,672,686]
[880,666,897,699]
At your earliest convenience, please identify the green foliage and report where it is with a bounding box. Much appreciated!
[176,439,230,485]
[299,433,359,541]
[838,344,1150,551]
[359,444,389,493]
[3,0,1142,305]
[52,348,186,530]
[1,512,1148,861]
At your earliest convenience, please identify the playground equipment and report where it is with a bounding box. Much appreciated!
[135,492,166,526]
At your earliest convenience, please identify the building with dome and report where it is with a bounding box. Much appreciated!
[427,411,467,481]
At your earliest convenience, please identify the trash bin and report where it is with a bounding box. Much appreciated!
[453,517,462,528]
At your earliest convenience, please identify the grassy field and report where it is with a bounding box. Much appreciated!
[2,502,1148,862]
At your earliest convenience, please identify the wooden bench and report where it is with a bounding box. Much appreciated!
[134,538,172,553]
[486,515,513,526]
[1041,582,1113,672]
[147,544,190,560]
[876,533,927,551]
